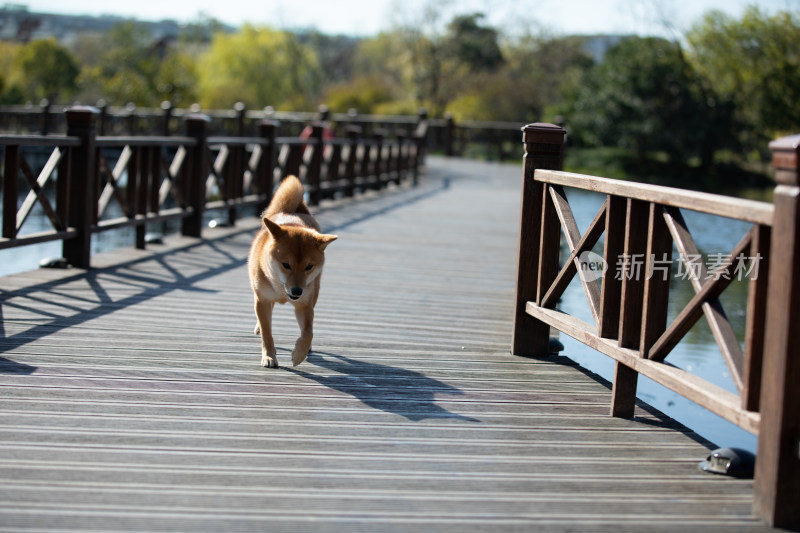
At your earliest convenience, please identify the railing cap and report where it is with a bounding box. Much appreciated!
[65,105,100,118]
[184,113,211,123]
[769,133,800,185]
[522,122,566,134]
[522,122,566,145]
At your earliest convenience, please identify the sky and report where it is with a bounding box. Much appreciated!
[15,0,800,38]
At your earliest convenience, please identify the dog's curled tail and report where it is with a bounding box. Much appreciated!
[264,175,310,217]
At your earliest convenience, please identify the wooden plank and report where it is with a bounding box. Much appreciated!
[754,136,800,526]
[618,199,649,349]
[547,185,601,324]
[540,202,606,309]
[661,206,746,389]
[534,169,774,225]
[599,195,625,339]
[742,224,770,411]
[640,204,672,357]
[527,304,760,435]
[648,232,751,363]
[511,171,548,356]
[609,197,648,418]
[538,185,561,304]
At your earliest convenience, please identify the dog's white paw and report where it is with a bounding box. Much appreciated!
[253,323,260,335]
[261,353,278,368]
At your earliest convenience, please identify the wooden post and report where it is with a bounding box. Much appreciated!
[39,99,51,136]
[444,113,455,157]
[344,126,360,198]
[2,145,19,240]
[96,100,107,136]
[182,114,210,238]
[609,199,650,417]
[161,101,173,136]
[511,123,566,357]
[234,102,246,136]
[134,146,147,249]
[307,123,324,206]
[63,106,99,269]
[125,103,136,135]
[372,129,385,190]
[753,133,800,528]
[413,109,429,186]
[396,129,408,184]
[257,119,278,214]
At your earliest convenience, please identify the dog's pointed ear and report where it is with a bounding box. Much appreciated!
[262,217,285,239]
[316,233,338,251]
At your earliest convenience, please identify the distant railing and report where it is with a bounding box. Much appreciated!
[511,123,800,528]
[0,101,520,160]
[0,106,427,267]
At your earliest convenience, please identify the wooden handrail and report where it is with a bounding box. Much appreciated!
[534,169,774,225]
[512,122,800,528]
[0,106,427,266]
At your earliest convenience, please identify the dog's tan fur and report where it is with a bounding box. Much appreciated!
[248,176,337,368]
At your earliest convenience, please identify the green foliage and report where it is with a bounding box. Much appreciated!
[196,24,319,110]
[13,38,79,101]
[561,37,722,167]
[1,3,798,183]
[0,42,23,104]
[448,35,592,123]
[687,7,800,152]
[76,21,161,105]
[398,11,506,116]
[153,51,198,107]
[444,13,504,73]
[323,76,395,114]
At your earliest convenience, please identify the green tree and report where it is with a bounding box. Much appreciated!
[0,41,24,104]
[400,11,505,116]
[447,35,592,122]
[153,50,198,107]
[77,21,162,105]
[444,13,504,73]
[562,37,721,167]
[14,38,79,101]
[323,75,395,114]
[687,7,800,155]
[195,25,319,109]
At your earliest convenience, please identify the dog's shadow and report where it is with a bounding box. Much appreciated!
[287,351,480,423]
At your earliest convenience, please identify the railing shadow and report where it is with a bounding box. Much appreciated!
[0,235,244,370]
[288,350,481,423]
[0,174,453,374]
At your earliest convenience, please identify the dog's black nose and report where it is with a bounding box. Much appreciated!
[290,287,303,297]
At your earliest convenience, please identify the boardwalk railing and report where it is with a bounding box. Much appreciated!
[511,123,800,527]
[0,106,426,267]
[0,101,517,160]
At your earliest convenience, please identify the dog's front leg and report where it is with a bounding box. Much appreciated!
[255,299,277,367]
[292,303,314,366]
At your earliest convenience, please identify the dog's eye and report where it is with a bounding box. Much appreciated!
[281,262,291,270]
[305,264,314,271]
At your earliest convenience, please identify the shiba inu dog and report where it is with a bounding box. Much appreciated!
[248,176,337,368]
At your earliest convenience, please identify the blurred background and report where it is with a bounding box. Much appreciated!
[1,0,798,183]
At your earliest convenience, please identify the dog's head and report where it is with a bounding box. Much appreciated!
[263,217,337,301]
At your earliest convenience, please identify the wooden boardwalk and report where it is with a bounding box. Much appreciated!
[0,157,771,531]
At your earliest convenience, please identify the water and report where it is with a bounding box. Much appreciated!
[0,191,235,276]
[557,187,762,453]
